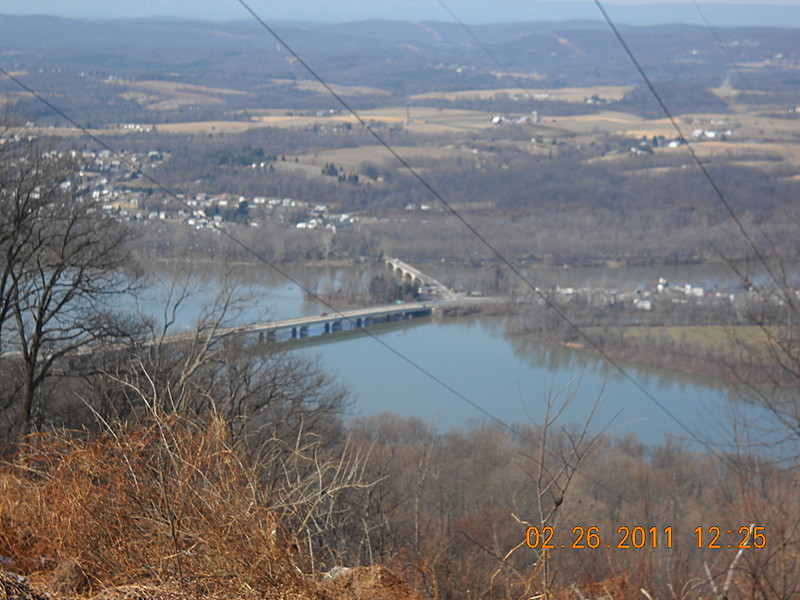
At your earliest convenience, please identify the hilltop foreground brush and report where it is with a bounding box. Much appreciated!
[0,414,418,600]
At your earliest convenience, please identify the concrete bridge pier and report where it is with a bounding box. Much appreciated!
[256,329,278,343]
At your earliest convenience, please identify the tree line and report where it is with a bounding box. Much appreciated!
[126,120,800,268]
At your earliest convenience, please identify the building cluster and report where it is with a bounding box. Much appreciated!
[67,148,358,232]
[545,276,792,314]
[691,128,734,140]
[491,112,540,125]
[294,204,356,233]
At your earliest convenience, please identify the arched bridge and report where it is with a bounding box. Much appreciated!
[385,257,453,299]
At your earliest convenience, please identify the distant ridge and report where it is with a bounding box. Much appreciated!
[0,2,799,28]
[599,2,800,27]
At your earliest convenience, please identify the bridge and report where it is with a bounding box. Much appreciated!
[7,260,502,359]
[385,257,455,299]
[2,301,431,362]
[175,258,502,345]
[217,301,434,344]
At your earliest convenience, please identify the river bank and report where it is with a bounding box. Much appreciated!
[540,325,740,383]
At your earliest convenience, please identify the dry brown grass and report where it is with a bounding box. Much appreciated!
[319,567,420,600]
[0,415,310,600]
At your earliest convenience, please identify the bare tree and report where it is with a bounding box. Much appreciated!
[0,134,138,439]
[88,264,350,444]
[495,386,606,600]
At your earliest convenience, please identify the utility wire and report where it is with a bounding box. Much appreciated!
[0,1,774,462]
[0,64,545,444]
[433,0,569,134]
[0,17,749,510]
[440,0,794,292]
[432,0,798,461]
[0,66,636,509]
[690,0,800,268]
[3,3,755,465]
[5,2,759,457]
[233,0,716,449]
[690,0,782,121]
[435,0,513,77]
[433,0,784,459]
[591,0,784,292]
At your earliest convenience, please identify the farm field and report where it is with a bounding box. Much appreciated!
[272,78,392,96]
[590,325,770,353]
[411,85,634,102]
[114,79,246,110]
[284,144,474,173]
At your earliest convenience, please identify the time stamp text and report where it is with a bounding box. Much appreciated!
[524,526,766,550]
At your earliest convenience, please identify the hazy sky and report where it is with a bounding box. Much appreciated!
[2,0,800,25]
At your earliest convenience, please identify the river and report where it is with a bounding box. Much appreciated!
[136,261,775,447]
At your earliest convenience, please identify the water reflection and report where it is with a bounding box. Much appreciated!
[291,314,749,446]
[136,263,773,447]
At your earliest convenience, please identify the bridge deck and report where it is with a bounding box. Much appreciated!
[222,301,433,337]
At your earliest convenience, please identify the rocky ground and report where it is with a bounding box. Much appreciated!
[1,566,421,600]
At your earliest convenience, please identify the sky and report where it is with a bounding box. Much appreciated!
[1,0,799,26]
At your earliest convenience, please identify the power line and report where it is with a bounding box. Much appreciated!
[433,0,786,460]
[232,0,716,449]
[427,0,791,463]
[0,64,550,445]
[0,13,751,510]
[443,0,794,293]
[433,0,569,134]
[440,0,794,294]
[0,1,776,457]
[590,0,784,292]
[690,0,800,251]
[4,3,760,460]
